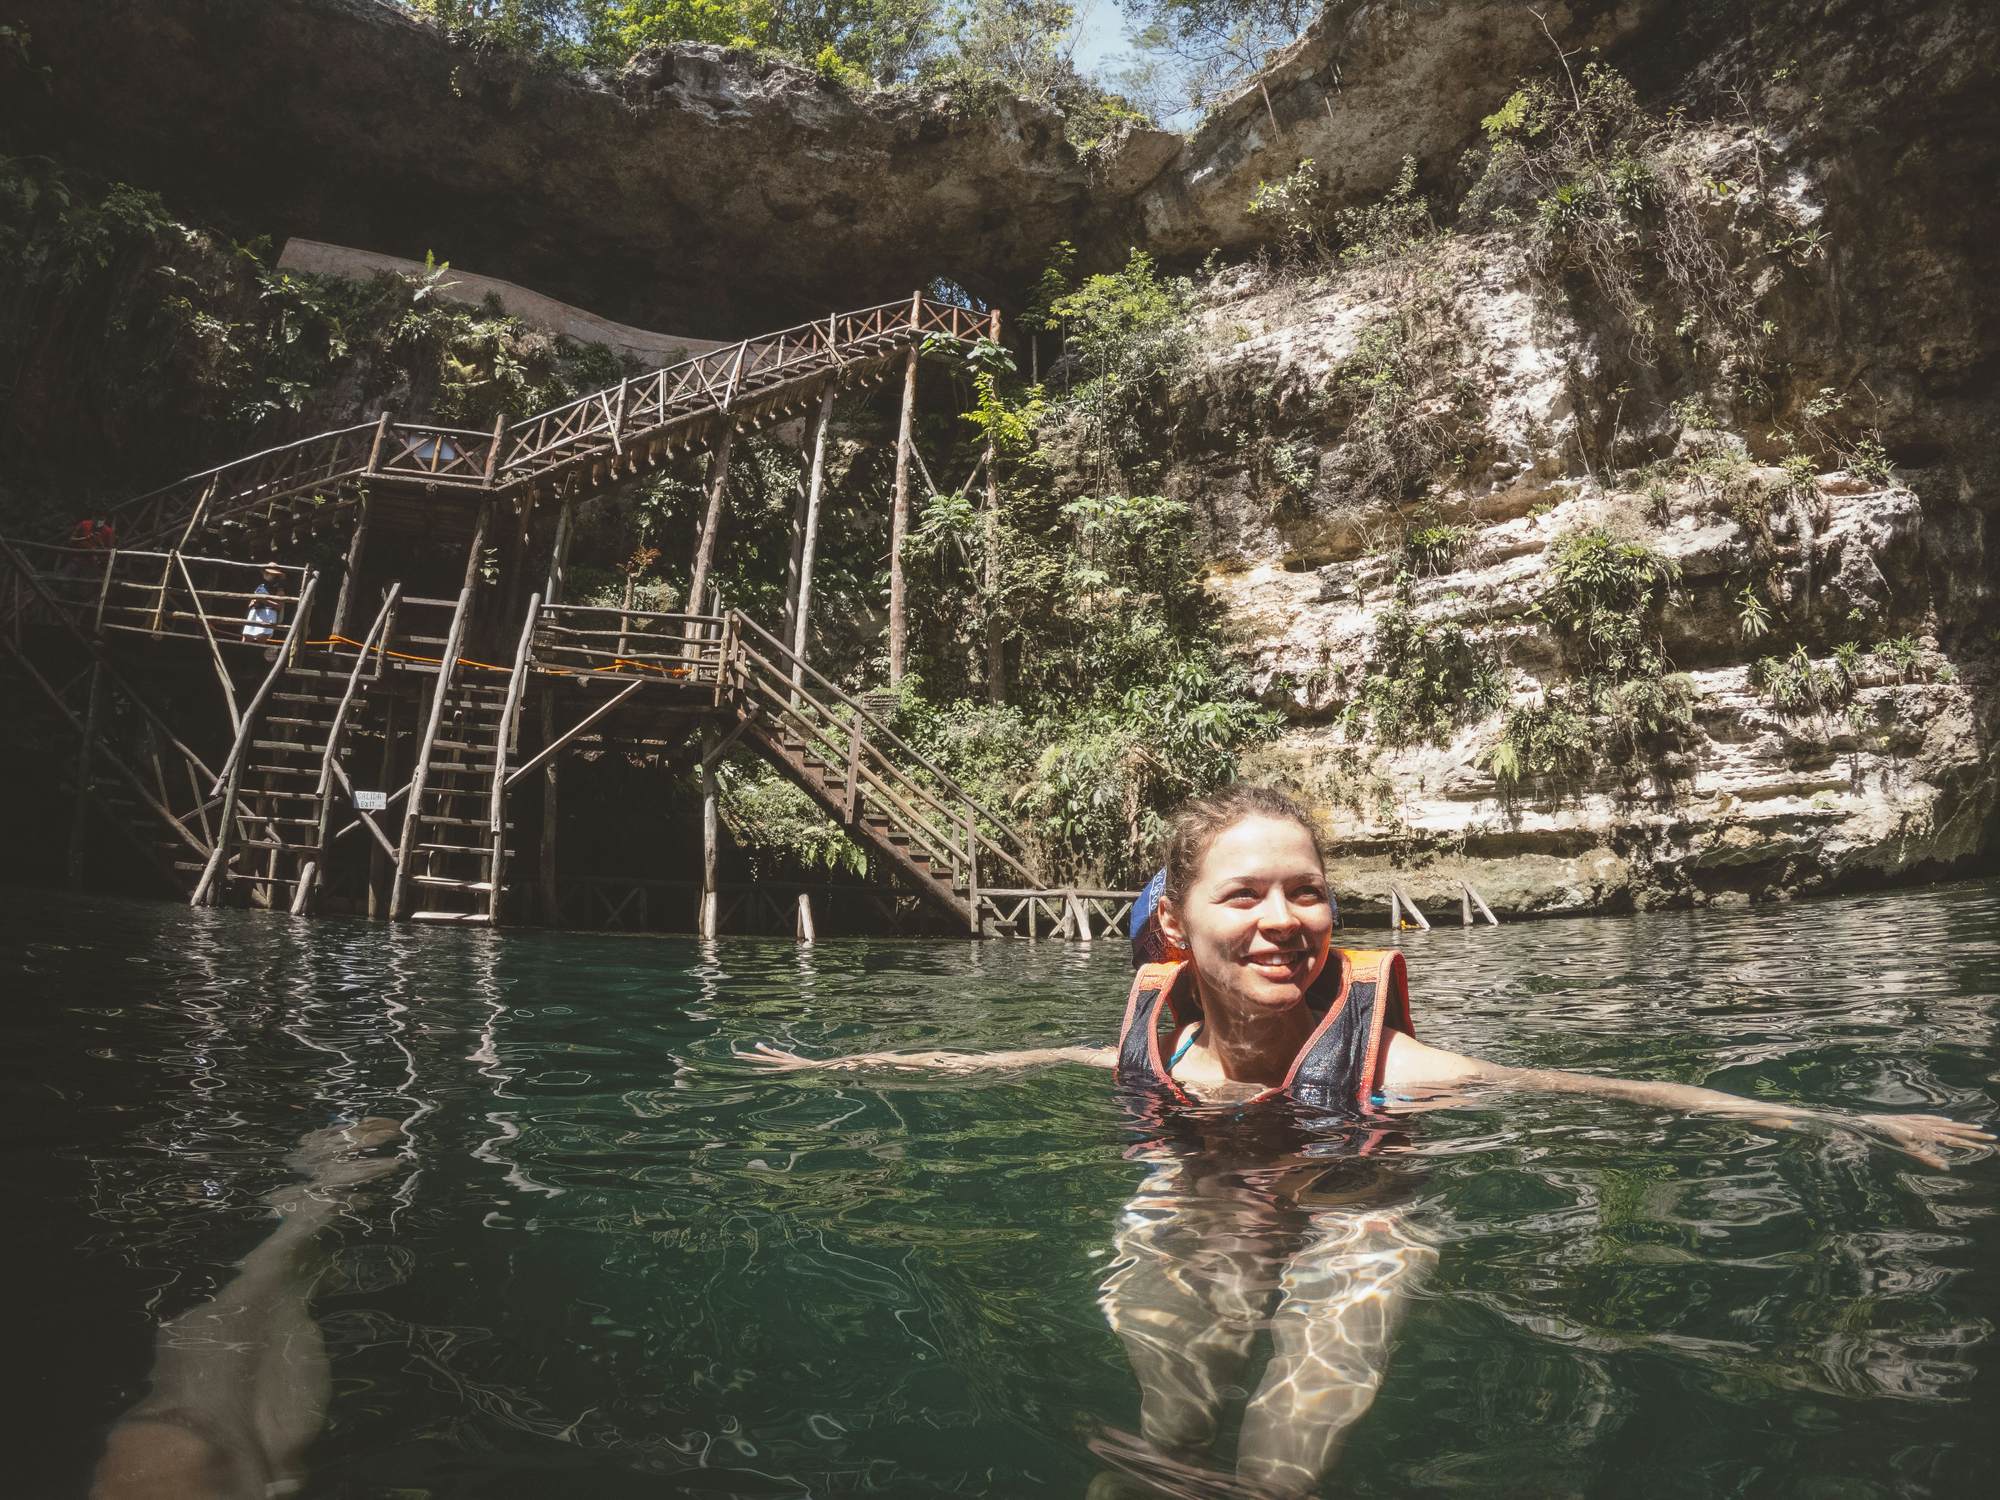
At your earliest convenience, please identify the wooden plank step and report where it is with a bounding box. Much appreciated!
[222,871,303,886]
[415,840,500,854]
[417,815,513,828]
[230,838,319,852]
[250,739,325,753]
[413,875,496,891]
[410,910,493,924]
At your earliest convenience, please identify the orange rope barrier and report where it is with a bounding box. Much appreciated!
[305,634,512,673]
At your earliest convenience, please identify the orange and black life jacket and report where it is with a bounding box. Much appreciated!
[1115,948,1415,1115]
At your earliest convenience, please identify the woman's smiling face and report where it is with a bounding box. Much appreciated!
[1159,814,1334,1018]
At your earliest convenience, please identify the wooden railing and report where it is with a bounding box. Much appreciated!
[531,602,727,685]
[93,296,991,549]
[723,609,1043,921]
[6,545,309,647]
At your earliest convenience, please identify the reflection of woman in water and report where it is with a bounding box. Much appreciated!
[751,786,1990,1496]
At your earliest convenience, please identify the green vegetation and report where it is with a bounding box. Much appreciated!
[1487,697,1593,800]
[1483,526,1696,803]
[1248,155,1441,268]
[1540,526,1680,682]
[396,2,1149,142]
[1466,61,1767,366]
[0,156,625,534]
[1113,0,1311,121]
[1347,579,1504,749]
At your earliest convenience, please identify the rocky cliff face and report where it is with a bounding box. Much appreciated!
[1,0,1660,336]
[1148,0,1999,914]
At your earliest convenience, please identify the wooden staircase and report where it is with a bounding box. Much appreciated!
[215,670,349,909]
[719,611,1043,933]
[398,679,518,924]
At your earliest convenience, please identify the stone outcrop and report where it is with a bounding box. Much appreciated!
[1151,0,2000,915]
[1,0,1662,337]
[1125,0,1668,258]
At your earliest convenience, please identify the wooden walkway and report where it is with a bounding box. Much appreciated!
[103,296,991,555]
[0,294,1144,935]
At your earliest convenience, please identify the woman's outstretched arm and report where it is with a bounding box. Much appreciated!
[1380,1030,1992,1167]
[743,1041,1116,1076]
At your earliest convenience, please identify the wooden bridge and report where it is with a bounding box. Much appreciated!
[0,294,1140,937]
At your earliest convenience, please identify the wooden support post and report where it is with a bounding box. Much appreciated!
[66,661,106,888]
[1388,889,1401,931]
[364,410,391,476]
[483,410,505,483]
[544,492,575,604]
[329,494,372,641]
[1465,881,1498,926]
[841,717,863,823]
[781,465,809,648]
[699,725,720,939]
[687,426,735,625]
[615,570,635,663]
[888,309,919,686]
[791,384,835,700]
[1462,885,1473,926]
[797,892,816,944]
[368,697,396,919]
[537,693,559,926]
[1392,883,1431,931]
[489,593,538,923]
[964,809,981,936]
[307,585,398,917]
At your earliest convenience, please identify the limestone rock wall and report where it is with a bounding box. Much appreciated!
[1151,0,2000,914]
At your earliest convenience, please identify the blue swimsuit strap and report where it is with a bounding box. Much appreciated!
[1166,1022,1203,1072]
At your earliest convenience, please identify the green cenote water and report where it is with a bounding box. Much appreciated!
[6,882,1998,1498]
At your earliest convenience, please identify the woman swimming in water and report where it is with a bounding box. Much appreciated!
[748,785,1990,1495]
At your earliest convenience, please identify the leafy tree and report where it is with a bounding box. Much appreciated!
[1117,0,1313,119]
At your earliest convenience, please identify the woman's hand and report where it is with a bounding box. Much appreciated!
[1853,1112,1995,1169]
[741,1042,834,1072]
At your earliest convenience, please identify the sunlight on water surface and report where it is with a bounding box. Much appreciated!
[5,883,1997,1497]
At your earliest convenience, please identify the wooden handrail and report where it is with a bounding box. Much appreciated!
[493,594,538,840]
[728,636,1041,897]
[725,608,1041,886]
[0,537,221,784]
[736,663,966,873]
[390,577,474,920]
[489,590,540,921]
[301,584,400,912]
